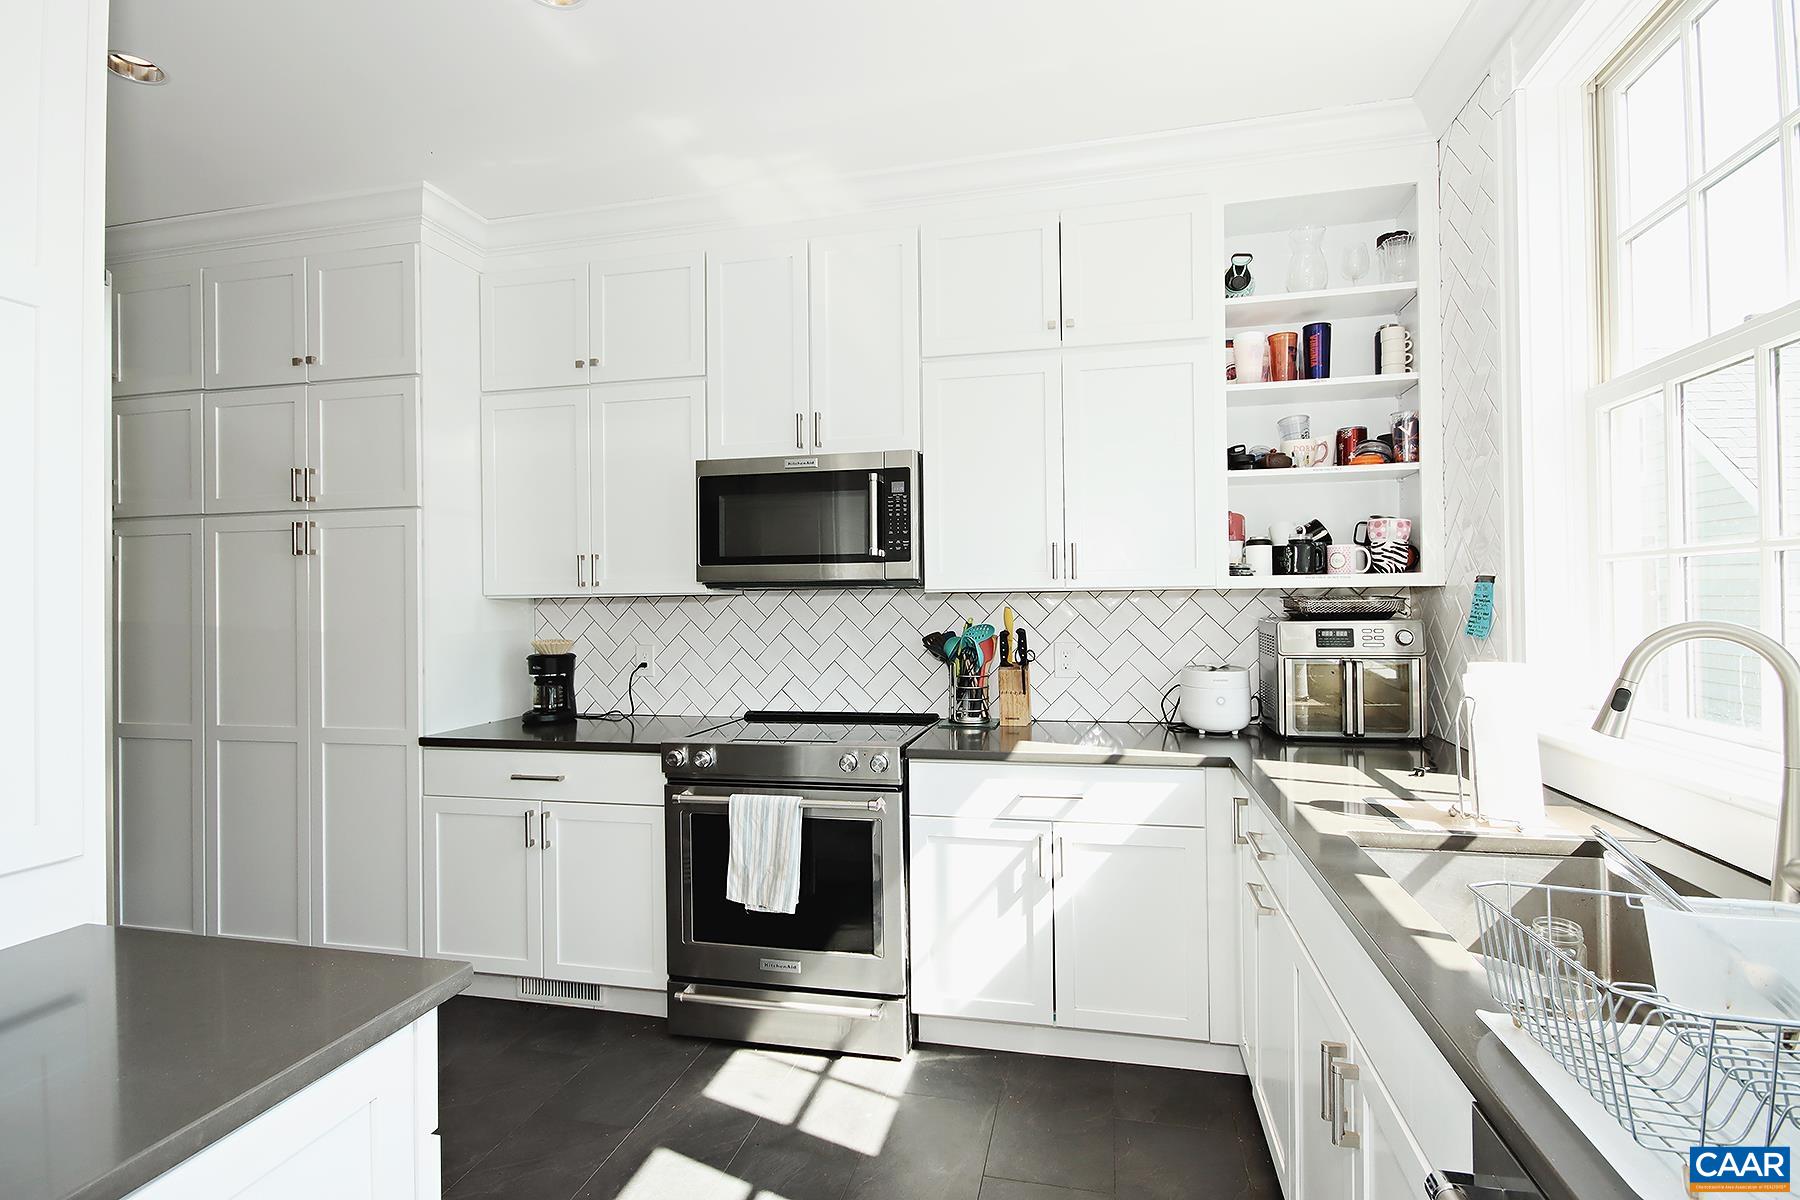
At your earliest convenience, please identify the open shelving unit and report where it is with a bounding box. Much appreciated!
[1210,177,1442,589]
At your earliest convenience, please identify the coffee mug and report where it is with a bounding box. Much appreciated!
[1279,437,1332,468]
[1268,331,1300,382]
[1327,544,1373,575]
[1290,519,1332,544]
[1235,329,1268,383]
[1370,540,1414,573]
[1284,541,1326,576]
[1245,540,1274,576]
[1275,412,1311,442]
[1378,326,1415,374]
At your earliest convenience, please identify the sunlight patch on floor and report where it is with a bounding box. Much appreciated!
[616,1148,753,1200]
[702,1048,820,1124]
[797,1075,899,1156]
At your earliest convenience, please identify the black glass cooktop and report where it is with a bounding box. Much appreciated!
[686,710,938,747]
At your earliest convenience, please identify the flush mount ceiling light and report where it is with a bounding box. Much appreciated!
[532,0,589,8]
[107,52,167,84]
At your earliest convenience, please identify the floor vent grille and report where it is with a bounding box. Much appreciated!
[518,977,608,1007]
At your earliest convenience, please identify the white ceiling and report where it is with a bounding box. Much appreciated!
[105,0,1479,227]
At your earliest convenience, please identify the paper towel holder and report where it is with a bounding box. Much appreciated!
[1448,695,1524,832]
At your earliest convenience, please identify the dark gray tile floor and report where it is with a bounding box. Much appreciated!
[439,996,1279,1200]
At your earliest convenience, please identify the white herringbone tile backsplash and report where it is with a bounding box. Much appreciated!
[535,588,1413,723]
[1422,74,1510,736]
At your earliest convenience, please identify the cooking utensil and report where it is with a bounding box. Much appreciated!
[921,632,953,664]
[1003,608,1016,665]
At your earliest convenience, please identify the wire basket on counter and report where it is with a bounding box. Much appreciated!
[1281,594,1410,619]
[1470,878,1800,1156]
[947,660,995,727]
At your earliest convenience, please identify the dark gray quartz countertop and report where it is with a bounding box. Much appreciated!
[0,925,471,1200]
[421,714,721,753]
[912,720,1761,1200]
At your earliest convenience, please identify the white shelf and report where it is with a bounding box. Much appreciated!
[1224,282,1417,327]
[1226,373,1420,405]
[1223,572,1426,590]
[1227,463,1422,485]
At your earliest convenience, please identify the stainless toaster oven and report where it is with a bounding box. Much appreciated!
[1258,618,1428,740]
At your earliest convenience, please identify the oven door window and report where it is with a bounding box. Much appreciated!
[1360,660,1421,737]
[1285,659,1349,735]
[687,811,879,954]
[699,469,883,566]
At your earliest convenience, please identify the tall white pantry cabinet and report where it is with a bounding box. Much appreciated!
[111,228,531,949]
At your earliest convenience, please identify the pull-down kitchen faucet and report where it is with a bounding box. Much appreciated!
[1593,621,1800,902]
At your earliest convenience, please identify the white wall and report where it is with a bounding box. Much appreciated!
[0,0,111,948]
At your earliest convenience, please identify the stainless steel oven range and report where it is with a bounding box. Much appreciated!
[661,710,936,1059]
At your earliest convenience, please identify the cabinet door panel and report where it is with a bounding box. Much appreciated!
[205,386,306,514]
[424,795,542,976]
[480,390,591,597]
[921,355,1062,591]
[808,229,920,452]
[591,252,705,381]
[306,244,419,380]
[706,241,809,458]
[1060,197,1209,347]
[115,518,204,933]
[204,258,307,389]
[1355,1055,1435,1200]
[909,816,1055,1024]
[481,265,589,392]
[1050,822,1208,1039]
[1296,953,1358,1200]
[206,516,309,945]
[1249,871,1296,1191]
[309,511,420,955]
[307,378,420,509]
[114,392,203,517]
[1062,346,1209,588]
[920,214,1060,356]
[590,379,705,595]
[112,266,203,396]
[542,802,665,989]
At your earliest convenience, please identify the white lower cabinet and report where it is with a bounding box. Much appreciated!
[1244,849,1297,1192]
[423,773,666,990]
[1296,950,1356,1200]
[910,806,1209,1040]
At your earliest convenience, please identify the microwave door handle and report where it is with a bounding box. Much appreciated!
[867,472,886,558]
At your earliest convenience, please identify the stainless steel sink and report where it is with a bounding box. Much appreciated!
[1359,846,1658,987]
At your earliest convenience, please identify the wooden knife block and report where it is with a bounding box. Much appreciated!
[997,664,1031,727]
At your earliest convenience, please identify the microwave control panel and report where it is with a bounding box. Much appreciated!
[882,477,912,560]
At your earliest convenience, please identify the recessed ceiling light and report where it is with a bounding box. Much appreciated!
[532,0,588,8]
[108,52,166,84]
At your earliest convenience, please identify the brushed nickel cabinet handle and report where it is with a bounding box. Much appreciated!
[1246,831,1275,861]
[306,521,317,556]
[1050,543,1060,580]
[524,811,535,848]
[305,467,316,503]
[1070,541,1078,579]
[542,812,552,850]
[576,359,585,369]
[1330,1060,1361,1148]
[1246,881,1276,917]
[1045,319,1056,330]
[291,356,303,366]
[291,521,302,557]
[1319,1041,1348,1122]
[1234,795,1250,845]
[576,553,587,588]
[509,773,566,783]
[796,412,804,449]
[813,411,822,448]
[304,354,317,365]
[588,357,599,367]
[291,468,303,504]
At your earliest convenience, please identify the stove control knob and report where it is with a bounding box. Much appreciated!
[664,747,689,769]
[868,753,891,774]
[693,747,717,769]
[1395,628,1415,647]
[839,752,860,774]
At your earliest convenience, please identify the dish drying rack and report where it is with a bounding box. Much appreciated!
[1471,878,1800,1156]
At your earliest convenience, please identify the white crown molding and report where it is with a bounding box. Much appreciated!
[1414,0,1542,135]
[106,99,1431,262]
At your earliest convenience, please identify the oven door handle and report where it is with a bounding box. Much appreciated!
[672,984,886,1021]
[670,791,887,813]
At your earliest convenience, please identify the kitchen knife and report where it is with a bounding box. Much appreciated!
[1015,628,1030,665]
[1003,607,1016,664]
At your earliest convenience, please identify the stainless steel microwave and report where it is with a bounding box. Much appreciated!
[696,451,922,587]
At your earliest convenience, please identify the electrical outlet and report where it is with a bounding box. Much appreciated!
[632,641,660,682]
[1054,641,1081,677]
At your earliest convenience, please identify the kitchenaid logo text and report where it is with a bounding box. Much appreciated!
[760,958,802,975]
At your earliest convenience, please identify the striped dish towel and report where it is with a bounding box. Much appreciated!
[725,793,804,914]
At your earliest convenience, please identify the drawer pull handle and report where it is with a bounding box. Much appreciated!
[1319,1041,1348,1122]
[1246,831,1275,861]
[1246,881,1276,917]
[510,773,566,783]
[1329,1059,1361,1148]
[1233,795,1249,845]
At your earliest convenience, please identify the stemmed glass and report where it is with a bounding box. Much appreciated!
[1342,243,1371,285]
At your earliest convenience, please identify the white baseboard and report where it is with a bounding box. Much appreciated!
[464,972,669,1018]
[916,1015,1246,1074]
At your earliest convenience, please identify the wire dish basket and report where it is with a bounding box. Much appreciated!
[1471,878,1800,1157]
[1280,594,1409,619]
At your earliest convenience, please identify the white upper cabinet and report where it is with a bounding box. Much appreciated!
[306,378,421,510]
[1060,345,1208,588]
[204,258,308,389]
[808,229,921,452]
[910,816,1056,1025]
[922,354,1063,592]
[1050,822,1209,1040]
[112,265,204,396]
[480,390,592,597]
[204,249,419,389]
[1059,197,1209,347]
[707,239,811,458]
[920,213,1062,357]
[480,265,591,393]
[114,392,203,518]
[589,379,706,596]
[204,387,307,515]
[590,252,706,382]
[306,244,420,381]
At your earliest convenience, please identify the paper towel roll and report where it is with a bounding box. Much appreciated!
[1461,662,1546,828]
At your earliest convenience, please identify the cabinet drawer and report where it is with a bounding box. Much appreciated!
[424,748,661,803]
[910,762,1205,826]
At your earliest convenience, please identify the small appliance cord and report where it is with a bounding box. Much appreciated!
[577,661,649,723]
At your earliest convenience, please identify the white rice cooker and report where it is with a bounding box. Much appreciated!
[1177,664,1254,734]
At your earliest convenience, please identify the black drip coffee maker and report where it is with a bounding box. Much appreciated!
[524,639,577,725]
